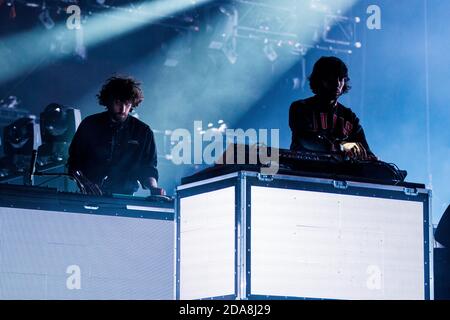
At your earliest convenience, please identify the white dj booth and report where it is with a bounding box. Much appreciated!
[0,170,433,300]
[0,184,175,299]
[176,171,433,300]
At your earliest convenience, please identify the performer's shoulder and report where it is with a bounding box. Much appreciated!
[337,102,357,117]
[128,115,153,133]
[78,112,105,127]
[290,97,315,111]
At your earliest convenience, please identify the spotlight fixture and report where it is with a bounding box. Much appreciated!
[263,43,278,62]
[38,103,81,162]
[207,3,238,64]
[3,116,41,157]
[39,8,55,30]
[0,116,41,177]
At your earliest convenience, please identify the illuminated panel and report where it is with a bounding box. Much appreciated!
[251,186,425,300]
[0,207,174,299]
[179,187,235,299]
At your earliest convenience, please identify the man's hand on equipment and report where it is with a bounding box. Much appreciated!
[144,177,166,196]
[340,142,370,161]
[149,186,166,196]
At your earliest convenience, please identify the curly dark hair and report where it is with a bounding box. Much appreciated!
[309,56,351,95]
[97,76,144,109]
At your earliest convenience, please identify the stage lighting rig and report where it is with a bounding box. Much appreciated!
[322,14,358,47]
[0,116,41,178]
[207,2,238,64]
[263,42,277,61]
[38,7,55,30]
[37,103,81,164]
[3,116,41,157]
[228,0,359,57]
[233,0,308,46]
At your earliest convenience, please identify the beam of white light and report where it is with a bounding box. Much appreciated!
[0,0,212,85]
[83,0,211,47]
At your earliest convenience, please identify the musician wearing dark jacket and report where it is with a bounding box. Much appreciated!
[289,56,376,160]
[68,76,163,195]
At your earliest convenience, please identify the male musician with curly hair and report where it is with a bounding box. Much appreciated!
[68,76,164,195]
[289,56,376,161]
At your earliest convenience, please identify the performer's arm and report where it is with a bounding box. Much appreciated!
[67,121,103,195]
[139,128,165,195]
[340,117,377,160]
[67,122,84,175]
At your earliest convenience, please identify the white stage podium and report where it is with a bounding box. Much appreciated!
[176,170,432,300]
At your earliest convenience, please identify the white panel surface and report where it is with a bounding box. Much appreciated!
[179,187,235,299]
[0,207,174,299]
[250,186,425,300]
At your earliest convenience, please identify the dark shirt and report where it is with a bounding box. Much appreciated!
[289,96,374,156]
[67,111,158,194]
